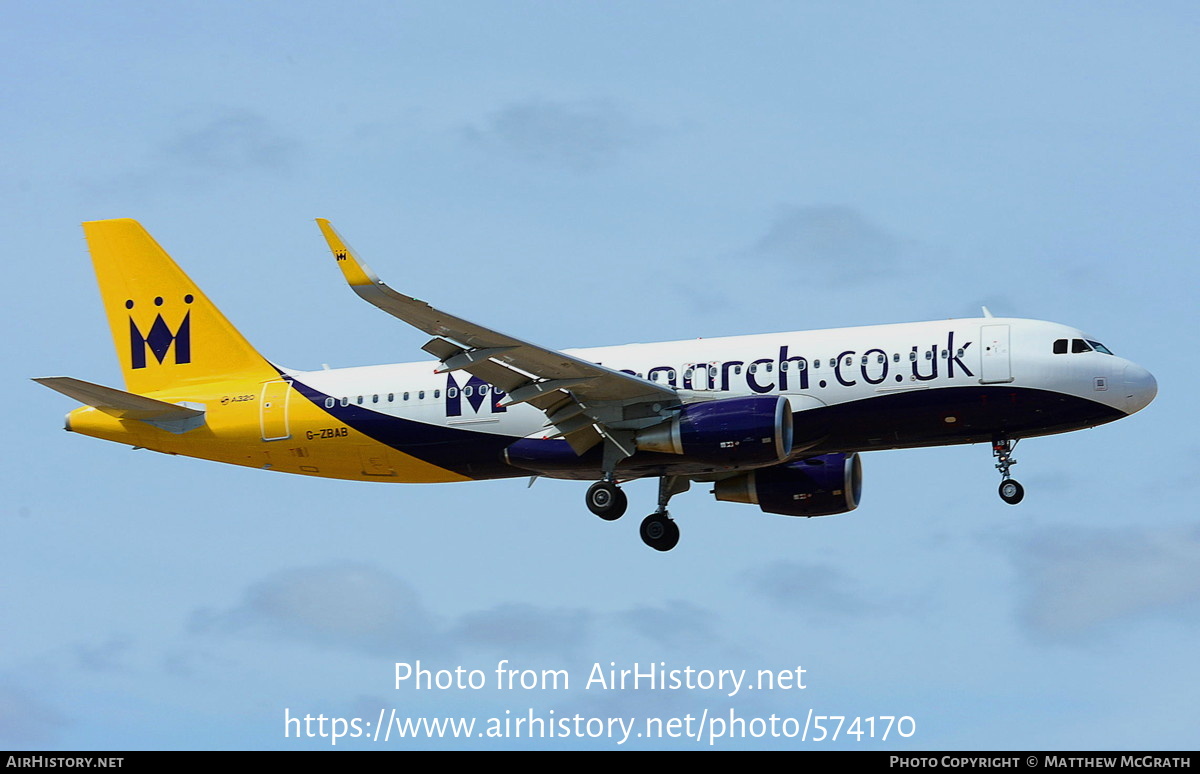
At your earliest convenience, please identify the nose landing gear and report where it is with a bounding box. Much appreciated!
[993,436,1024,505]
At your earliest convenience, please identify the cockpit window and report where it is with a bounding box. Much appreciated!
[1055,337,1114,355]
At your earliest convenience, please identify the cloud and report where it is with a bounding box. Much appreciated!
[749,205,904,284]
[191,563,743,668]
[73,635,133,673]
[1007,525,1200,642]
[462,98,646,171]
[0,683,67,745]
[449,604,591,657]
[162,110,298,173]
[190,562,442,655]
[83,109,300,196]
[192,563,591,661]
[616,600,722,648]
[742,560,885,621]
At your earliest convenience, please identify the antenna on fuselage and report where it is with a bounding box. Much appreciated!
[981,306,994,318]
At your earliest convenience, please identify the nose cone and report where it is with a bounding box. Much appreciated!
[1123,363,1157,414]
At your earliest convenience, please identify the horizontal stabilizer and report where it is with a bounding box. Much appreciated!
[33,377,205,423]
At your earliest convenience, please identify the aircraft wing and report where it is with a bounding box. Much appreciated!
[316,219,679,455]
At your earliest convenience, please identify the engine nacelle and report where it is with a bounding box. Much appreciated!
[637,395,793,467]
[713,452,862,517]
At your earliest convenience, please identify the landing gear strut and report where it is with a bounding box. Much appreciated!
[992,436,1024,505]
[639,476,688,552]
[586,435,635,521]
[586,479,627,521]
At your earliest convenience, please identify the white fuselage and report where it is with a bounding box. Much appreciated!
[285,316,1155,474]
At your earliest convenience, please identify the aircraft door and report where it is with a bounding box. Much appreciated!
[979,325,1013,384]
[260,379,292,440]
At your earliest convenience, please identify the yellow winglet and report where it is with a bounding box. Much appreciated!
[316,218,379,288]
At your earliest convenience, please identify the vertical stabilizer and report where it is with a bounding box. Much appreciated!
[83,219,276,393]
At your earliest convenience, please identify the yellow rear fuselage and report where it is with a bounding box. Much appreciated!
[65,376,471,483]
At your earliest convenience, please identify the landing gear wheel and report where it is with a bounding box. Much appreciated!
[586,481,627,521]
[639,513,680,552]
[998,479,1025,505]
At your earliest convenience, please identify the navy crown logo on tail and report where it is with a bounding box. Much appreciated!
[128,294,193,369]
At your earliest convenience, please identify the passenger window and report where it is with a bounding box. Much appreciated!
[877,354,885,364]
[325,398,335,408]
[448,387,458,398]
[764,363,773,372]
[403,392,410,401]
[356,396,363,405]
[418,390,425,400]
[464,386,473,397]
[340,397,349,407]
[893,353,900,363]
[372,394,379,403]
[433,389,440,398]
[387,393,394,402]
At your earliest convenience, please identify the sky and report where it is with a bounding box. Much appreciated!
[2,1,1198,750]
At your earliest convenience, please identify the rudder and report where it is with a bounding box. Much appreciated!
[83,219,276,393]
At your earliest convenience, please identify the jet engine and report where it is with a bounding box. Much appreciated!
[636,395,793,467]
[713,452,862,517]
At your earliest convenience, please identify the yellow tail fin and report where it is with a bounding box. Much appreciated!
[83,219,277,393]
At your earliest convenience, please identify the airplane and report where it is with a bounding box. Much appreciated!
[35,219,1158,551]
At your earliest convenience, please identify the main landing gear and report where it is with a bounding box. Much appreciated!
[992,436,1024,505]
[584,475,688,551]
[585,479,627,521]
[639,476,688,552]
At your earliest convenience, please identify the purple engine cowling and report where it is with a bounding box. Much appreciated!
[636,395,793,467]
[713,452,862,517]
